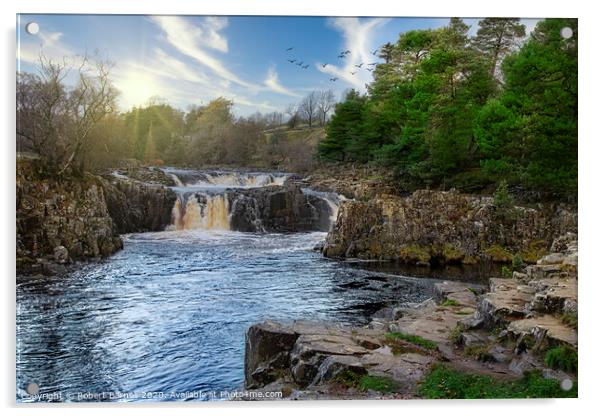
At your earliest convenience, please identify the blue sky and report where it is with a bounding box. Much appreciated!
[17,15,539,116]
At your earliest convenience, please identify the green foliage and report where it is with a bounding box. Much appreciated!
[442,299,461,307]
[475,18,577,200]
[418,364,577,399]
[449,325,464,345]
[493,180,514,210]
[501,266,513,278]
[358,375,398,393]
[512,254,524,270]
[385,332,437,350]
[545,346,578,373]
[485,245,513,262]
[318,18,577,201]
[561,312,578,330]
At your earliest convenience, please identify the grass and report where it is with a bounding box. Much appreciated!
[336,371,398,393]
[545,346,578,374]
[561,312,578,330]
[466,287,479,296]
[358,375,398,393]
[449,325,464,346]
[442,299,461,307]
[385,332,437,351]
[418,364,577,399]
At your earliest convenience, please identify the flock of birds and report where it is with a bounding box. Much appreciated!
[284,46,380,82]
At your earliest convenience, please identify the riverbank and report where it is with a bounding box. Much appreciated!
[243,233,578,399]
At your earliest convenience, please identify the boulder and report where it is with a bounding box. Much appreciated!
[53,245,69,264]
[244,321,300,388]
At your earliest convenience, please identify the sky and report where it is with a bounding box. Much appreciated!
[16,15,540,116]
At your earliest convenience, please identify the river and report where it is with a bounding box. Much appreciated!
[16,169,475,402]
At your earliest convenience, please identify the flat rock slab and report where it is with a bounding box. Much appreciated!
[434,280,481,308]
[478,279,535,326]
[507,315,577,347]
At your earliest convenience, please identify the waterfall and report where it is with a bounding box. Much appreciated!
[170,193,231,231]
[301,188,344,229]
[162,168,343,233]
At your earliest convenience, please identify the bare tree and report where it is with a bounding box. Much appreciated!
[16,54,118,174]
[299,92,319,127]
[285,103,300,129]
[317,90,336,126]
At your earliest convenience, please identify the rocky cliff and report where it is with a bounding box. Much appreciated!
[100,171,177,234]
[16,158,123,273]
[228,184,333,232]
[322,190,577,265]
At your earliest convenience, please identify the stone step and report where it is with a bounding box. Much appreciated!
[476,279,535,328]
[528,278,577,314]
[507,314,577,349]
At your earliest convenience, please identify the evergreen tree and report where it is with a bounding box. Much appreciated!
[473,18,526,77]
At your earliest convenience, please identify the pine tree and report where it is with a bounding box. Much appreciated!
[473,18,526,77]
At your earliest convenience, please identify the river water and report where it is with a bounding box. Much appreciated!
[16,169,488,402]
[16,230,442,402]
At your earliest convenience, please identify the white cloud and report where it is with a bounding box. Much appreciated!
[317,17,390,91]
[264,66,301,98]
[18,30,75,65]
[150,16,258,90]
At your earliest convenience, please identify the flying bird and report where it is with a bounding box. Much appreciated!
[321,63,328,68]
[367,62,378,66]
[371,48,379,55]
[355,63,363,68]
[342,50,351,54]
[329,77,338,82]
[286,47,294,51]
[287,59,296,63]
[366,68,374,72]
[302,64,309,69]
[350,71,357,75]
[296,61,304,66]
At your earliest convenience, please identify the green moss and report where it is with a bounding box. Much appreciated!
[520,240,548,264]
[385,332,437,351]
[418,364,577,399]
[462,255,478,265]
[545,346,578,374]
[442,244,464,263]
[442,299,461,307]
[358,375,398,393]
[485,245,513,263]
[398,244,431,264]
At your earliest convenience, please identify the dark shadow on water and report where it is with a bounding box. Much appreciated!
[342,259,504,284]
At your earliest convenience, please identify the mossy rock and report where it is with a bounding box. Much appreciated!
[462,255,478,265]
[442,244,465,263]
[399,244,431,264]
[519,240,548,264]
[484,245,513,263]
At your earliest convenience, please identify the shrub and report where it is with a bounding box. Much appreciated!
[545,346,578,374]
